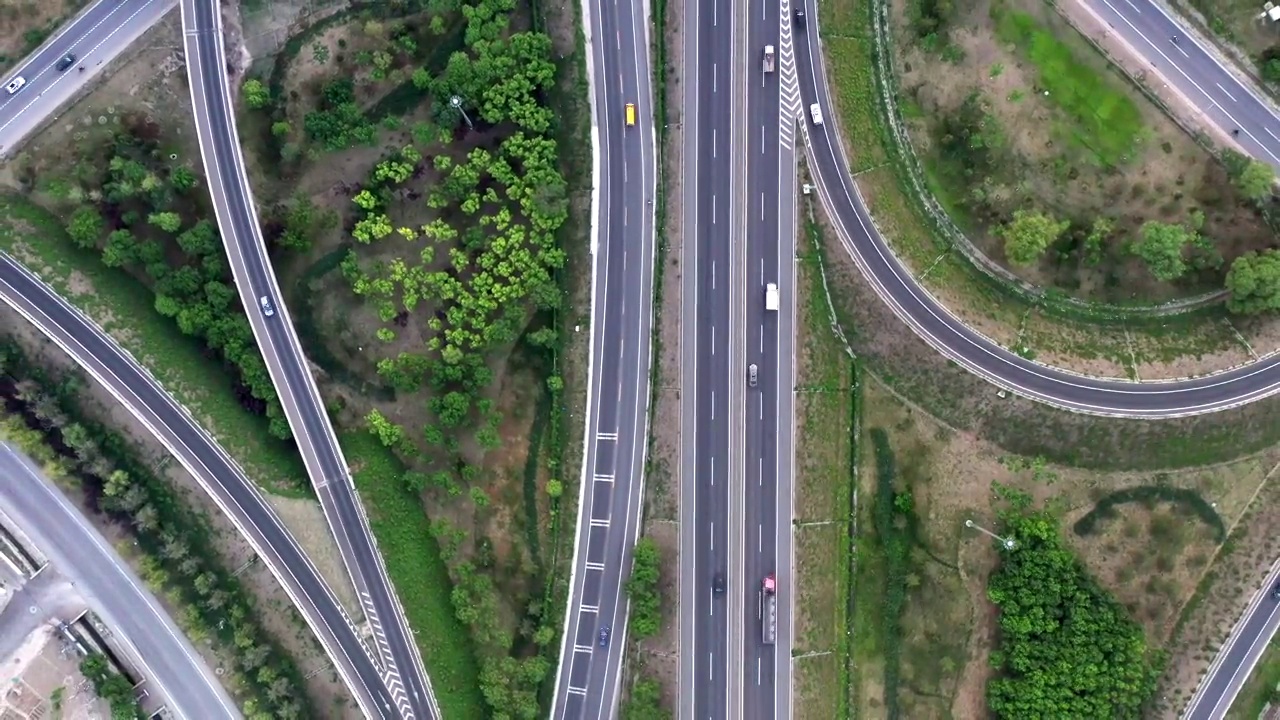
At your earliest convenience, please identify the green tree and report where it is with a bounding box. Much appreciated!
[66,206,106,249]
[1226,249,1280,314]
[626,537,662,639]
[241,78,270,109]
[148,211,183,233]
[620,677,671,720]
[997,209,1068,266]
[986,508,1160,719]
[1234,156,1275,202]
[1130,221,1193,281]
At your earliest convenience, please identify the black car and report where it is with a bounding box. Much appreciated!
[713,572,725,594]
[55,53,76,72]
[598,626,611,648]
[794,4,805,27]
[1272,582,1280,600]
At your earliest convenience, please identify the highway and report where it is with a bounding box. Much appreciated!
[742,0,800,716]
[547,0,657,713]
[0,0,176,154]
[0,443,239,719]
[676,0,739,712]
[179,0,434,717]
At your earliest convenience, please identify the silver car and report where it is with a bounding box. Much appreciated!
[748,363,758,387]
[259,295,275,317]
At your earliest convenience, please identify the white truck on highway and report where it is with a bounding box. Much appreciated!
[761,574,777,645]
[765,282,779,311]
[763,45,775,73]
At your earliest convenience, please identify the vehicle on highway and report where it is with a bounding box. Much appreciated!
[765,282,779,311]
[625,102,636,127]
[5,77,25,95]
[598,626,611,648]
[809,103,823,126]
[1272,582,1280,600]
[713,572,725,594]
[763,45,775,73]
[748,363,758,387]
[761,574,777,645]
[56,53,76,72]
[794,3,805,26]
[259,295,275,317]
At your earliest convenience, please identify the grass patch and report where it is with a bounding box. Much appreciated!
[0,193,308,496]
[340,431,486,718]
[793,205,856,718]
[991,9,1144,167]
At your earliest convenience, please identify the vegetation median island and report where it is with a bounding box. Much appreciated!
[237,0,592,714]
[820,0,1280,380]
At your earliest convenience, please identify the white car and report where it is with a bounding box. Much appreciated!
[5,77,25,95]
[259,296,275,317]
[809,103,823,125]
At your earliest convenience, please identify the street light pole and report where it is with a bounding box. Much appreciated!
[965,519,1016,550]
[449,95,473,129]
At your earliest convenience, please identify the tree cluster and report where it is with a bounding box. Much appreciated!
[620,677,671,720]
[0,341,311,719]
[80,653,144,720]
[62,124,292,440]
[986,498,1160,719]
[304,77,377,150]
[626,537,663,639]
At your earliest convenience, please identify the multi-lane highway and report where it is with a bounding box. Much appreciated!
[548,0,656,713]
[0,0,176,153]
[179,0,435,717]
[0,444,239,719]
[743,0,799,716]
[677,0,738,712]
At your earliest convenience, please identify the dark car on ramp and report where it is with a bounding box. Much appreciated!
[56,53,76,72]
[794,4,805,27]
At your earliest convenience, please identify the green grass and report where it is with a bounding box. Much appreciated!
[0,193,308,496]
[792,209,856,719]
[993,10,1144,167]
[340,431,486,718]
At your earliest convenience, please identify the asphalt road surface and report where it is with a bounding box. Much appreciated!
[677,0,739,712]
[0,444,239,719]
[548,0,656,714]
[0,253,399,716]
[742,0,800,715]
[180,0,434,716]
[0,0,176,155]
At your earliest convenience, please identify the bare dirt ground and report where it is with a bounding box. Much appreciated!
[625,0,683,709]
[0,306,360,716]
[1150,468,1280,718]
